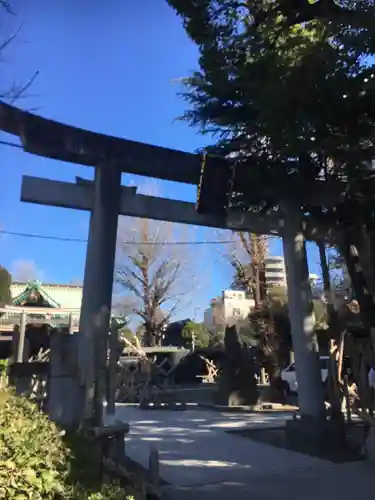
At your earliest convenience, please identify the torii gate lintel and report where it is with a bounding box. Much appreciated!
[20,175,336,242]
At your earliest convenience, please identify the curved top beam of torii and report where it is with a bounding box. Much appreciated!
[0,101,201,184]
[0,101,345,206]
[0,101,340,243]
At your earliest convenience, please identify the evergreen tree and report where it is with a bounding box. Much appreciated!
[167,0,375,199]
[167,0,375,353]
[168,1,375,409]
[181,320,210,347]
[0,266,12,308]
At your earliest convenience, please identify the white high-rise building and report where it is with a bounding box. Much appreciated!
[266,256,319,289]
[265,256,287,288]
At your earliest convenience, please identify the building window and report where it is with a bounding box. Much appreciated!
[266,267,284,273]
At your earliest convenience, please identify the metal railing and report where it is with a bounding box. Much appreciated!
[0,316,80,327]
[0,307,80,329]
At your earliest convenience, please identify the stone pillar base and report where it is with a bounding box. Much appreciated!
[286,415,346,450]
[47,332,83,428]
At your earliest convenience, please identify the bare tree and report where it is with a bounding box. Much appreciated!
[228,233,268,303]
[115,217,198,346]
[111,293,138,321]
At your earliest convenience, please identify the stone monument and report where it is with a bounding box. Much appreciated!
[214,324,259,406]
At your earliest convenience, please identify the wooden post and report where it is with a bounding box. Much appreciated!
[107,321,119,415]
[343,374,352,424]
[93,307,111,426]
[16,311,27,363]
[149,446,161,498]
[260,367,267,385]
[328,339,342,420]
[68,313,74,334]
[191,332,196,351]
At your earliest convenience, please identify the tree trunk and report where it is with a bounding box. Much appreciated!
[334,226,375,415]
[317,241,340,342]
[318,241,330,301]
[340,227,375,330]
[143,324,155,347]
[257,315,286,404]
[364,229,375,294]
[263,350,286,403]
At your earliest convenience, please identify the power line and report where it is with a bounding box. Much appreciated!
[0,140,23,149]
[0,229,236,245]
[1,230,86,243]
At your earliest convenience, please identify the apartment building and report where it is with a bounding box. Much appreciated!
[266,256,319,289]
[265,256,287,288]
[204,289,255,331]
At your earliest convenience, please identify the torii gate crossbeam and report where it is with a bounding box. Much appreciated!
[21,175,336,242]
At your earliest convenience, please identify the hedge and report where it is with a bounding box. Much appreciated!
[0,370,134,499]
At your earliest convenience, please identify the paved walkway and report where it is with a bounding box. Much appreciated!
[105,405,375,499]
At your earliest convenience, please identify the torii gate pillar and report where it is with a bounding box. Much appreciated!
[76,164,122,425]
[282,205,326,426]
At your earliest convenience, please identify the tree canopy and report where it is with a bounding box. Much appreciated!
[181,320,211,347]
[119,326,138,346]
[167,0,375,220]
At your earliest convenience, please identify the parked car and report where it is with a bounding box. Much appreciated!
[281,356,329,394]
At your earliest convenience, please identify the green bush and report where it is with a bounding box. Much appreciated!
[73,483,134,500]
[0,378,134,499]
[0,380,70,499]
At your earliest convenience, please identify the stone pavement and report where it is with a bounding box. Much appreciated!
[105,405,375,499]
[162,462,375,500]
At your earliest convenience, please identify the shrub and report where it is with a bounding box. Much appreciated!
[0,381,70,499]
[73,483,135,500]
[0,378,134,499]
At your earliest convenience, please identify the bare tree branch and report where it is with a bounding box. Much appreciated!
[0,1,14,16]
[9,70,39,104]
[0,4,39,103]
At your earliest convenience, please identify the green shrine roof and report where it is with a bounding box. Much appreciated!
[12,280,61,308]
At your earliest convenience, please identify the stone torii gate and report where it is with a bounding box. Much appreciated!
[0,101,342,431]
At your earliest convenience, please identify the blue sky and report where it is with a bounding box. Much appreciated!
[0,1,321,320]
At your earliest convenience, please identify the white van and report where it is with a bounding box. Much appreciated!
[281,356,329,394]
